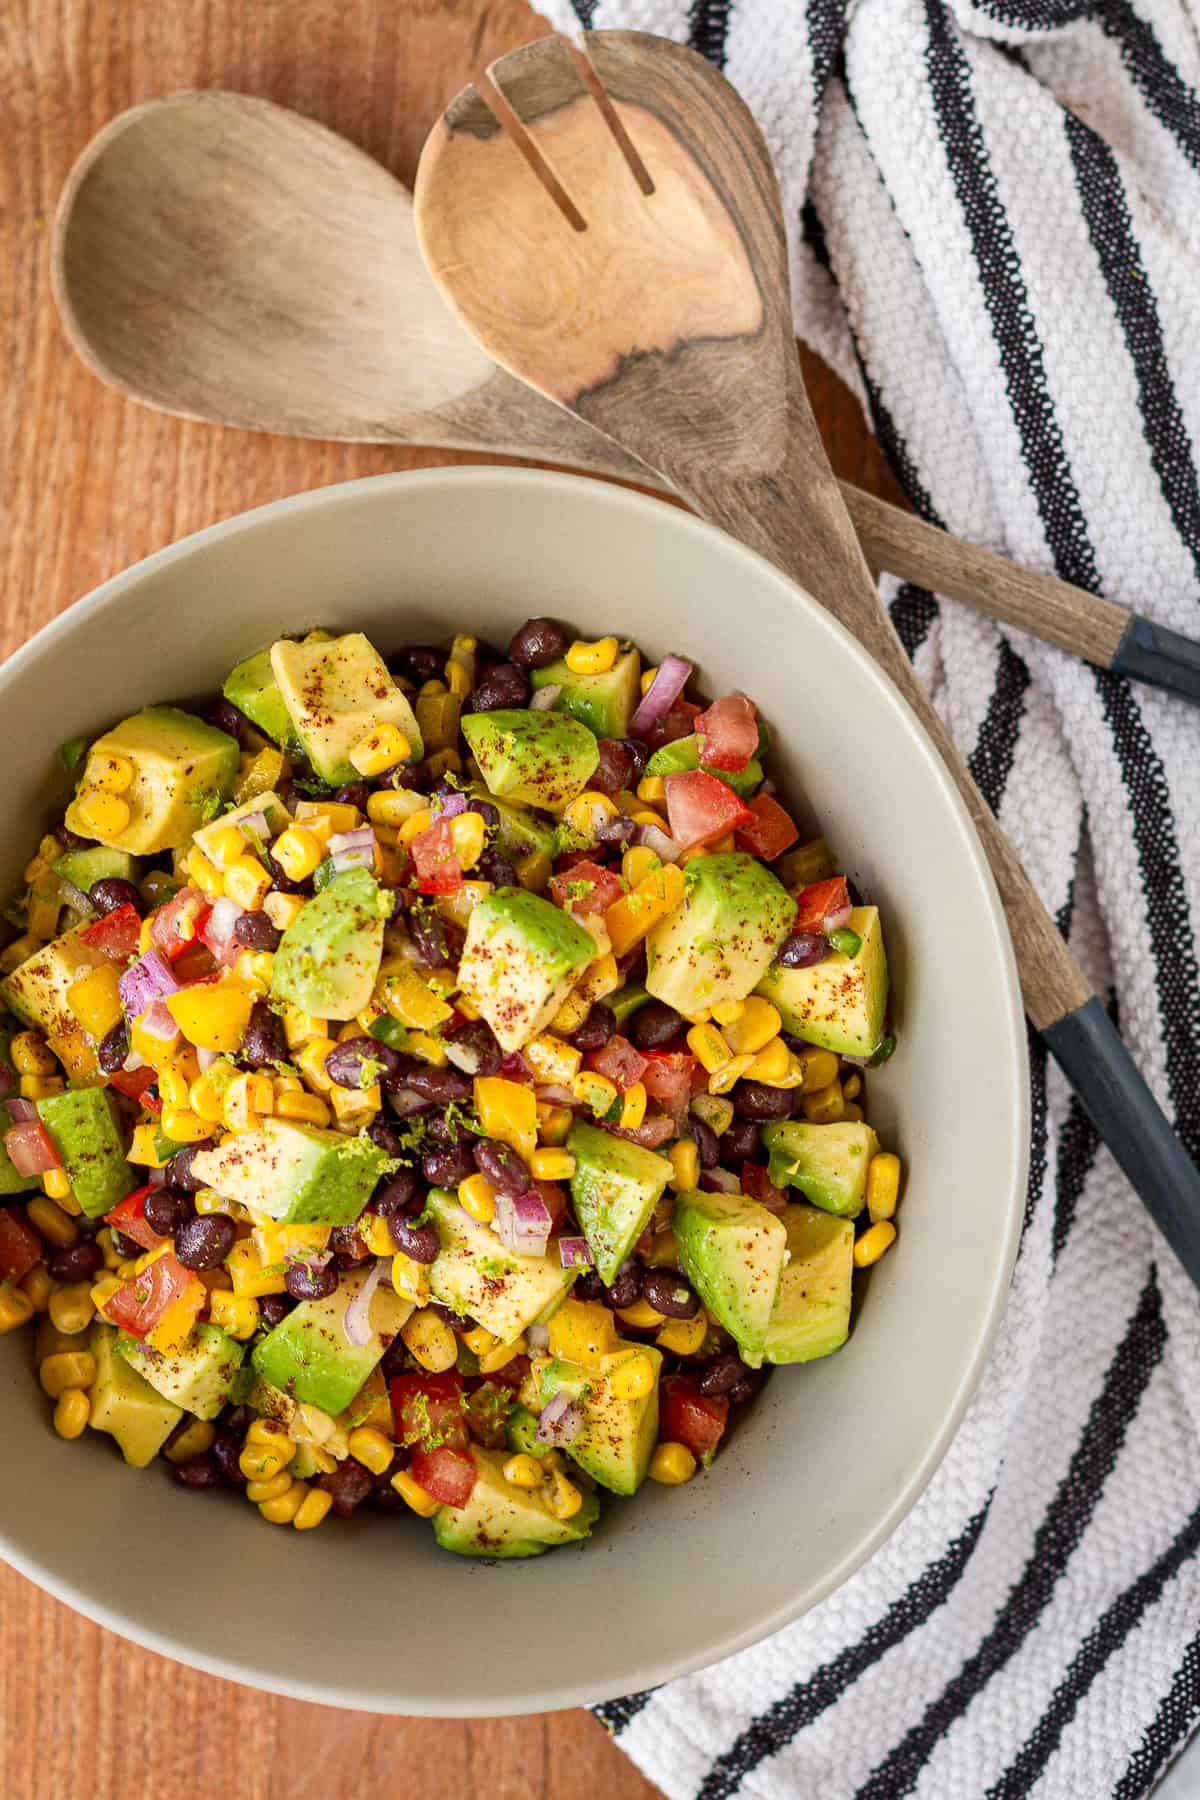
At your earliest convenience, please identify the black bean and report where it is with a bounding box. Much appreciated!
[174,1213,236,1271]
[383,763,427,793]
[370,1485,406,1514]
[698,1352,748,1397]
[389,1215,440,1263]
[590,739,635,795]
[397,646,445,686]
[257,1294,294,1328]
[209,698,255,746]
[372,1170,422,1214]
[467,662,530,712]
[620,739,650,784]
[571,1003,616,1053]
[333,782,371,812]
[425,1111,462,1146]
[210,1427,247,1487]
[231,911,281,953]
[89,877,144,918]
[406,1065,472,1105]
[143,1186,193,1237]
[266,852,306,895]
[722,1118,762,1164]
[473,1138,530,1198]
[47,1240,102,1282]
[477,848,518,889]
[319,1457,375,1518]
[408,906,451,968]
[776,932,829,970]
[286,1258,339,1300]
[54,825,90,853]
[629,1000,685,1051]
[97,1022,129,1075]
[368,1118,407,1158]
[324,1035,399,1091]
[507,617,566,669]
[607,1257,643,1310]
[330,1225,368,1265]
[429,1301,467,1332]
[733,1081,797,1122]
[642,1267,699,1319]
[468,799,500,832]
[688,1117,720,1170]
[173,1454,220,1489]
[445,1018,502,1077]
[168,1144,208,1193]
[727,1369,765,1406]
[572,1269,605,1303]
[241,999,287,1070]
[422,1144,476,1188]
[109,1227,141,1260]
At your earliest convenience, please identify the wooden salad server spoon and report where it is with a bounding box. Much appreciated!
[51,90,1200,706]
[413,29,1200,1283]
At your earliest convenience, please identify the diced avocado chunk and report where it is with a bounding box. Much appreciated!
[567,1120,672,1285]
[645,853,794,1017]
[36,1087,134,1218]
[529,645,641,738]
[757,906,888,1057]
[644,734,764,798]
[271,865,391,1021]
[462,709,599,810]
[426,1188,575,1342]
[673,1188,788,1369]
[190,1116,387,1225]
[64,707,239,854]
[0,1030,37,1193]
[117,1322,245,1420]
[251,1264,413,1415]
[761,1120,880,1218]
[1,925,107,1037]
[87,1321,183,1467]
[270,632,423,784]
[467,786,557,862]
[192,791,292,865]
[457,887,595,1053]
[51,846,139,894]
[433,1445,600,1557]
[765,1204,855,1365]
[223,646,300,751]
[541,1342,662,1495]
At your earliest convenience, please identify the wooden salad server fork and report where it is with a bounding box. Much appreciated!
[51,90,1200,706]
[414,29,1200,1284]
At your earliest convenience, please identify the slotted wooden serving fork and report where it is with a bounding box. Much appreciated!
[414,28,1200,1284]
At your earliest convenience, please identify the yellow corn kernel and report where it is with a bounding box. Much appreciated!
[188,1061,239,1124]
[27,1196,78,1248]
[478,1334,527,1376]
[246,1470,294,1504]
[294,1038,339,1095]
[273,1088,332,1131]
[391,1469,441,1517]
[406,1030,447,1069]
[545,1469,584,1519]
[165,1419,216,1464]
[89,1275,123,1320]
[525,1035,582,1087]
[366,788,428,829]
[262,892,304,937]
[208,1289,261,1340]
[40,1349,97,1398]
[87,752,134,795]
[293,1487,333,1530]
[49,1282,94,1336]
[503,1453,544,1490]
[158,1106,210,1146]
[724,997,782,1057]
[530,1148,576,1183]
[94,1229,123,1274]
[687,1022,731,1075]
[746,1037,791,1085]
[458,1173,497,1224]
[223,1070,275,1133]
[0,1284,35,1333]
[578,953,620,1006]
[74,791,130,839]
[445,662,472,700]
[20,1264,52,1313]
[841,1070,863,1102]
[474,1076,538,1164]
[565,636,618,676]
[802,1081,845,1124]
[605,862,686,958]
[789,1046,838,1093]
[550,986,592,1034]
[708,1052,755,1096]
[253,1222,331,1267]
[610,1083,645,1133]
[240,1444,292,1485]
[649,1441,697,1485]
[436,881,492,935]
[281,1007,323,1052]
[397,808,436,847]
[223,857,273,911]
[19,1073,63,1101]
[463,1326,497,1357]
[10,1031,56,1076]
[226,1238,287,1298]
[260,1481,309,1525]
[570,1071,618,1120]
[349,722,411,778]
[562,792,620,846]
[548,1297,619,1369]
[40,1168,72,1206]
[192,1188,231,1219]
[616,1297,667,1331]
[295,799,361,835]
[854,1219,897,1268]
[65,963,123,1041]
[330,1081,381,1127]
[246,1416,296,1453]
[531,1107,568,1152]
[401,1307,458,1374]
[621,845,661,888]
[382,963,453,1032]
[52,1387,91,1440]
[181,845,223,897]
[866,1152,901,1224]
[155,1057,192,1112]
[357,1212,395,1259]
[390,1251,431,1306]
[656,1311,708,1356]
[348,1425,395,1475]
[842,1101,865,1123]
[448,810,486,871]
[668,1139,699,1192]
[271,825,324,883]
[640,665,659,695]
[202,822,248,870]
[605,1353,656,1401]
[636,775,667,803]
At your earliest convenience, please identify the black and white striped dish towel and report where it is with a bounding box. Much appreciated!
[539,1,1200,1794]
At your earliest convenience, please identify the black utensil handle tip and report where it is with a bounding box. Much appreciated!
[1110,613,1200,705]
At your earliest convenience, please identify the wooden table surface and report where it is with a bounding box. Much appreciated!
[0,4,901,1795]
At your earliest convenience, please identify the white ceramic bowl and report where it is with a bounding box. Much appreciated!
[0,469,1027,1713]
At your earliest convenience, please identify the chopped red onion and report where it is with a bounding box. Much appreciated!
[610,1113,676,1150]
[343,1259,389,1347]
[118,949,179,1017]
[595,814,636,845]
[205,896,243,949]
[536,1390,584,1447]
[388,1085,433,1119]
[196,1047,219,1072]
[147,1164,169,1189]
[823,903,854,934]
[700,1167,740,1193]
[433,793,469,818]
[558,1235,594,1269]
[530,684,562,711]
[526,1323,550,1353]
[633,822,681,864]
[139,998,180,1044]
[122,1049,146,1073]
[493,1188,552,1259]
[500,1051,528,1080]
[534,1082,578,1108]
[237,810,271,843]
[329,826,376,873]
[629,654,693,737]
[4,1097,36,1124]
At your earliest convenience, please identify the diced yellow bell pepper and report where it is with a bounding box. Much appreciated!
[66,962,123,1039]
[145,1281,205,1353]
[165,982,255,1053]
[605,862,686,957]
[127,1122,172,1168]
[225,1238,288,1298]
[547,1298,619,1369]
[381,963,453,1032]
[473,1076,537,1165]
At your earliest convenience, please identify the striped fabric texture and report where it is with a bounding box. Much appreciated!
[541,1,1200,1794]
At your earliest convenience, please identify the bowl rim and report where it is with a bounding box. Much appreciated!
[0,466,1029,1713]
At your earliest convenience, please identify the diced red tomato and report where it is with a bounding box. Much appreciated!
[645,697,700,751]
[410,818,463,895]
[105,1185,168,1253]
[660,1374,729,1466]
[149,888,210,963]
[170,941,218,984]
[408,1444,477,1508]
[103,1252,200,1340]
[740,1162,788,1212]
[390,1370,470,1453]
[549,860,625,918]
[735,793,799,862]
[663,770,753,851]
[615,1112,676,1149]
[696,694,758,772]
[107,1065,161,1112]
[3,1119,62,1178]
[792,875,850,936]
[588,1036,649,1092]
[640,1051,697,1112]
[80,902,142,963]
[0,1206,43,1282]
